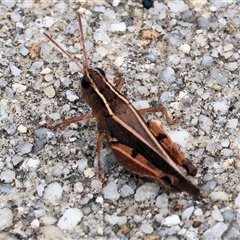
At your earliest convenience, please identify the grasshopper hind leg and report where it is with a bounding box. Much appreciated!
[147,120,197,176]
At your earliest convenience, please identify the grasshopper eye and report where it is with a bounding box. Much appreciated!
[96,68,105,76]
[81,75,91,89]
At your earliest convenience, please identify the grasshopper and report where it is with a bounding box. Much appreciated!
[43,12,200,196]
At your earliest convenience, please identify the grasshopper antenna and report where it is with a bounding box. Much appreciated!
[77,11,90,68]
[43,32,84,75]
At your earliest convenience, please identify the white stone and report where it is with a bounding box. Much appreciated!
[17,141,33,155]
[31,61,44,70]
[110,22,126,32]
[156,193,168,209]
[209,191,229,202]
[74,182,84,193]
[20,46,29,56]
[182,206,194,221]
[44,74,53,82]
[103,182,120,201]
[227,119,238,129]
[91,179,102,192]
[132,100,150,110]
[211,205,224,221]
[10,65,21,76]
[140,223,153,234]
[162,215,180,227]
[44,182,63,205]
[66,90,79,102]
[31,219,40,228]
[226,62,238,71]
[167,129,190,148]
[0,208,13,231]
[120,184,134,197]
[235,193,240,208]
[179,43,190,53]
[41,67,52,75]
[224,44,233,52]
[48,112,61,121]
[55,1,67,13]
[167,1,189,13]
[134,183,160,202]
[161,67,176,84]
[39,226,64,239]
[137,86,149,96]
[199,115,213,134]
[221,139,229,148]
[194,208,203,216]
[96,46,108,57]
[57,208,83,230]
[84,168,95,178]
[211,100,228,113]
[43,86,55,98]
[11,12,21,22]
[17,124,27,133]
[36,184,44,197]
[112,0,120,7]
[105,214,127,225]
[22,158,40,171]
[202,222,227,239]
[202,55,213,67]
[0,170,15,183]
[114,56,124,68]
[12,83,26,92]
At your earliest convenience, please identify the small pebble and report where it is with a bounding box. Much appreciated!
[224,227,240,240]
[120,184,134,197]
[41,67,52,75]
[235,193,240,208]
[134,182,160,202]
[179,43,191,53]
[36,184,44,197]
[31,219,40,229]
[17,124,27,133]
[209,191,229,202]
[114,56,124,68]
[44,182,63,205]
[105,214,127,226]
[19,46,29,56]
[202,222,227,239]
[0,170,15,183]
[43,86,55,98]
[140,223,153,234]
[167,1,189,13]
[103,182,120,201]
[17,142,33,155]
[57,208,83,230]
[211,205,224,221]
[222,208,234,223]
[162,215,180,227]
[161,67,176,84]
[10,65,21,76]
[39,226,64,240]
[182,206,194,221]
[22,158,41,171]
[74,182,84,193]
[0,208,13,231]
[66,90,79,102]
[110,22,126,32]
[12,83,26,92]
[83,168,95,178]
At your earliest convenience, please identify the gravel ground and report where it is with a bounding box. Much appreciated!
[1,0,240,239]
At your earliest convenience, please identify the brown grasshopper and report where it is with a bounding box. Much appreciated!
[43,12,200,196]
